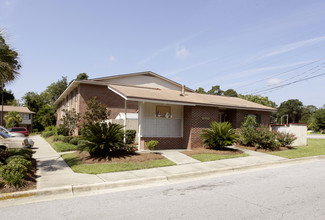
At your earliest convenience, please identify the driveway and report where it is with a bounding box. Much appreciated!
[307,134,325,139]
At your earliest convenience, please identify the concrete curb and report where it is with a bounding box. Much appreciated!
[1,155,325,201]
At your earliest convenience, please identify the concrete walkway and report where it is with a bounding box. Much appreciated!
[31,135,288,191]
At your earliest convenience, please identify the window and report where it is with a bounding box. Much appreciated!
[156,106,171,118]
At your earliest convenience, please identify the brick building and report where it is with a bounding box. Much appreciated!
[54,71,276,150]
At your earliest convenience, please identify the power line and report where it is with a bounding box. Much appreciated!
[249,72,325,95]
[242,62,325,94]
[236,57,325,91]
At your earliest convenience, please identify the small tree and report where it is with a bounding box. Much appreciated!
[240,115,258,146]
[83,96,110,125]
[59,109,80,136]
[4,111,22,127]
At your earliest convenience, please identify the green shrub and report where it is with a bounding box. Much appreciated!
[201,122,238,150]
[146,140,159,150]
[5,155,25,164]
[44,126,58,134]
[53,135,66,142]
[253,126,280,150]
[125,130,136,144]
[78,139,88,147]
[69,136,82,145]
[78,122,125,157]
[62,136,72,143]
[42,131,54,138]
[32,129,38,133]
[240,115,259,146]
[57,126,70,136]
[0,166,25,188]
[277,132,297,147]
[8,158,32,169]
[12,148,33,160]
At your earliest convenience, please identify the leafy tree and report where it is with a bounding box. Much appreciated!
[240,115,259,146]
[224,89,238,97]
[238,94,277,108]
[44,76,68,103]
[4,111,22,127]
[0,32,21,84]
[83,96,110,124]
[208,85,224,95]
[59,109,81,136]
[195,87,206,94]
[277,99,303,123]
[300,105,317,124]
[0,88,14,104]
[76,73,89,80]
[201,122,238,150]
[314,107,325,131]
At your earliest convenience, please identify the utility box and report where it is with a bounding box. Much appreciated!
[271,123,307,146]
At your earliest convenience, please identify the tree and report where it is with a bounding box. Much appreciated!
[76,73,89,80]
[4,111,22,127]
[83,96,110,125]
[0,88,14,104]
[300,105,317,124]
[224,89,238,97]
[0,32,21,84]
[44,76,68,104]
[195,87,206,94]
[314,107,325,131]
[277,99,303,123]
[238,94,277,108]
[208,85,224,95]
[59,109,81,136]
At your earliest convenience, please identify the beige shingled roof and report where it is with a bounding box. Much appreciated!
[0,105,34,114]
[107,84,277,112]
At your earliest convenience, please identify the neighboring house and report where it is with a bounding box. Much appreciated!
[0,105,34,132]
[54,71,276,150]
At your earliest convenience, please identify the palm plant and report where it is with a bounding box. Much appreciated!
[79,122,125,157]
[201,121,238,150]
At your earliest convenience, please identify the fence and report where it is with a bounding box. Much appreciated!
[271,123,307,146]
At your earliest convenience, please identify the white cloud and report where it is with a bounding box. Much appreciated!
[108,55,117,63]
[267,78,283,85]
[176,46,190,59]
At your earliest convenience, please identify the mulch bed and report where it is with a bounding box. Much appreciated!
[0,158,37,194]
[74,151,166,164]
[234,144,293,153]
[182,147,243,157]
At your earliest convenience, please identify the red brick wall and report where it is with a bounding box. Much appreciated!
[78,84,138,121]
[183,106,219,149]
[141,137,184,150]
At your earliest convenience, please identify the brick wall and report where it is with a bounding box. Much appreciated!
[183,106,219,149]
[141,137,184,150]
[78,84,138,121]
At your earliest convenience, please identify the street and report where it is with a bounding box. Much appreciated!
[1,159,325,220]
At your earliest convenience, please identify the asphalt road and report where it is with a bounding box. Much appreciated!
[1,160,325,220]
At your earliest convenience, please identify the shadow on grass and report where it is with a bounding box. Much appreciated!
[64,157,82,167]
[208,146,241,152]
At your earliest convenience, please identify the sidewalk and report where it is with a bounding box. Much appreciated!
[32,135,285,190]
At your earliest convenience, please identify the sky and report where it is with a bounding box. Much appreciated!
[1,0,325,107]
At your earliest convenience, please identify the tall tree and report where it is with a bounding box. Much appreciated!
[44,76,68,103]
[277,99,303,123]
[238,94,277,108]
[0,88,14,104]
[300,105,317,123]
[0,32,21,84]
[314,107,325,131]
[195,87,206,94]
[224,89,238,97]
[76,73,89,80]
[208,85,224,95]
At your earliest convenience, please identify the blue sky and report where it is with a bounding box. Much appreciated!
[1,0,325,107]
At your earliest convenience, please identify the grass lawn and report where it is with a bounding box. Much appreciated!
[269,139,325,159]
[46,137,78,152]
[62,152,176,174]
[191,153,249,162]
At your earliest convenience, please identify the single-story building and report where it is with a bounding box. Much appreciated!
[0,105,34,132]
[54,71,276,150]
